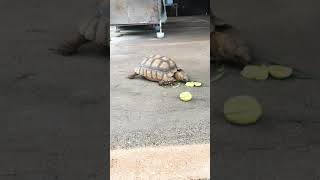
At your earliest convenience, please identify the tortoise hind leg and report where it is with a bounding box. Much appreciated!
[127,72,139,79]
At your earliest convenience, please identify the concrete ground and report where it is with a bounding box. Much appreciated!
[110,16,210,150]
[111,144,210,179]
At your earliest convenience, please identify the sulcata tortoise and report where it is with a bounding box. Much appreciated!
[211,14,251,66]
[54,0,109,56]
[128,55,189,86]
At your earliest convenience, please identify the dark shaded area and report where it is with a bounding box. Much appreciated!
[169,0,210,16]
[0,0,108,179]
[212,0,320,179]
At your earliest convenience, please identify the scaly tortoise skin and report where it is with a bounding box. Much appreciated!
[211,15,251,66]
[128,55,189,86]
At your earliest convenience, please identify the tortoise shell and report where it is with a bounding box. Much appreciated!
[134,55,178,82]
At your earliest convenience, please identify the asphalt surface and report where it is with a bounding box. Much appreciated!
[0,0,108,179]
[110,16,210,150]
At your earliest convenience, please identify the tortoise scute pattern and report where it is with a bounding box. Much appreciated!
[134,55,178,82]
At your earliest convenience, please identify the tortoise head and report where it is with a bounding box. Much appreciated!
[174,69,189,82]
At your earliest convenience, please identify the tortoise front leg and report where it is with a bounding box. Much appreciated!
[158,77,177,86]
[55,33,90,56]
[127,72,139,79]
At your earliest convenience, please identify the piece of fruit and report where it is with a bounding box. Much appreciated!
[241,65,269,80]
[224,95,262,125]
[193,82,202,87]
[179,92,193,102]
[268,65,293,79]
[185,82,195,87]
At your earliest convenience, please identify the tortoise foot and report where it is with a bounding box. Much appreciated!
[127,72,138,79]
[56,45,78,56]
[158,80,176,86]
[55,33,89,56]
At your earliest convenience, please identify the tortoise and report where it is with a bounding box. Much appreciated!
[128,55,189,86]
[211,14,251,66]
[52,0,109,56]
